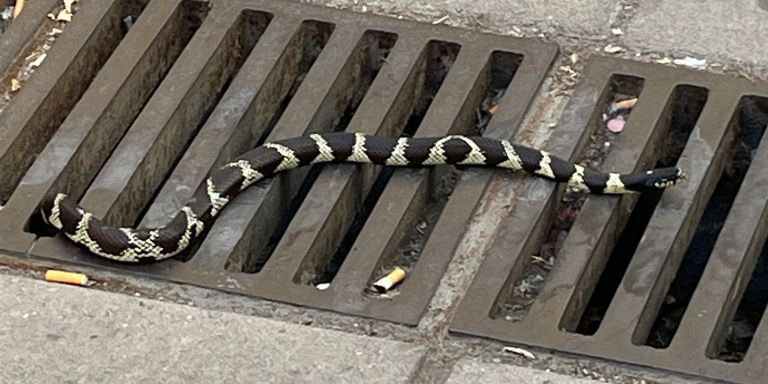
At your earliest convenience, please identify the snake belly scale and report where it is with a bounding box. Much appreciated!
[37,132,686,262]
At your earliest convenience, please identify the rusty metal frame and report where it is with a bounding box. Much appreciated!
[451,56,768,384]
[0,0,557,326]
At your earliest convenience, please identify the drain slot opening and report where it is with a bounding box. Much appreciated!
[364,50,521,296]
[0,0,150,206]
[99,10,271,227]
[643,96,768,349]
[25,0,210,236]
[716,223,768,362]
[572,85,708,335]
[495,74,645,322]
[237,30,397,274]
[292,40,463,286]
[212,21,334,271]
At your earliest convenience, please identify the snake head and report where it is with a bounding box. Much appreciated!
[645,167,686,189]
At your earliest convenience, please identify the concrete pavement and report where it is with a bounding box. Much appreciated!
[0,274,425,384]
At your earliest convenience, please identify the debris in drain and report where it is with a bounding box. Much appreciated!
[45,269,89,286]
[476,88,506,133]
[602,44,624,54]
[501,76,644,322]
[432,15,449,25]
[1,0,78,114]
[604,96,638,134]
[0,6,12,33]
[613,97,637,111]
[315,282,330,291]
[29,53,46,68]
[503,346,536,360]
[673,56,707,69]
[606,116,626,133]
[372,267,406,293]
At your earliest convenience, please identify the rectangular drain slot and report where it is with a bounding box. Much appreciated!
[642,95,767,349]
[294,40,461,286]
[89,10,272,227]
[363,50,521,295]
[0,0,150,205]
[572,85,708,336]
[495,74,646,322]
[230,30,398,273]
[139,19,335,233]
[22,0,210,236]
[717,227,768,362]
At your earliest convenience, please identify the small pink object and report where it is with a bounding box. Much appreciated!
[607,116,626,133]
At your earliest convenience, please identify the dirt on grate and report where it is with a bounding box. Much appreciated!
[0,0,79,115]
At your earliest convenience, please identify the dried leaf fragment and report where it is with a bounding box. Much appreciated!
[503,346,536,360]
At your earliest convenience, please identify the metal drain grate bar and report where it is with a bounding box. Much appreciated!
[451,56,768,383]
[0,0,557,326]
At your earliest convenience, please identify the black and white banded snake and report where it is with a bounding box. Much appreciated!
[36,132,685,262]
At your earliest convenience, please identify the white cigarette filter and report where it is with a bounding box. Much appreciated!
[373,267,406,293]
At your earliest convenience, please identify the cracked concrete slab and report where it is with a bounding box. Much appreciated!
[446,359,599,384]
[624,0,768,65]
[0,275,425,384]
[303,0,620,37]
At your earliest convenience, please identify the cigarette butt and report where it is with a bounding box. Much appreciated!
[373,267,406,293]
[13,0,24,18]
[45,270,88,286]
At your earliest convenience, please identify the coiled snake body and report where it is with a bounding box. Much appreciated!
[38,133,685,262]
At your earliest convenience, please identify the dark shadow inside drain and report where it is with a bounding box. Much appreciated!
[495,74,645,322]
[641,96,768,351]
[139,19,333,244]
[363,51,522,297]
[572,85,708,336]
[0,0,64,104]
[237,30,397,273]
[0,0,13,34]
[107,10,271,228]
[1,0,150,206]
[25,0,208,237]
[135,20,334,237]
[292,41,472,286]
[716,215,768,362]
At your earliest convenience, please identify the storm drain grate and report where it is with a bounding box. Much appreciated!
[0,0,557,325]
[451,56,768,384]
